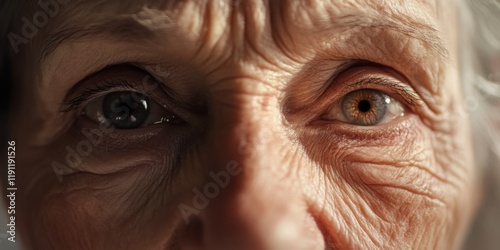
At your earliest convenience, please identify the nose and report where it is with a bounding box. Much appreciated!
[177,85,326,250]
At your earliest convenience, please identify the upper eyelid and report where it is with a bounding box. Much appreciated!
[314,74,423,117]
[59,63,162,112]
[315,61,424,107]
[343,77,424,108]
[62,62,422,114]
[61,80,141,113]
[59,64,206,128]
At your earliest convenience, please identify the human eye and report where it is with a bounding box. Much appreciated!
[62,65,184,130]
[82,90,179,129]
[323,88,405,126]
[319,65,421,127]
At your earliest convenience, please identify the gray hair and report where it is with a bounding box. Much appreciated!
[0,1,499,249]
[460,0,500,249]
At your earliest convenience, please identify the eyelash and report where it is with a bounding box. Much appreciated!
[61,67,422,129]
[61,79,138,113]
[341,77,422,109]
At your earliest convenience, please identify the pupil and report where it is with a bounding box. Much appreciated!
[358,100,371,112]
[102,91,150,129]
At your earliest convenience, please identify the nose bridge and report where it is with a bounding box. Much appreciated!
[203,74,299,204]
[200,127,323,250]
[206,75,282,172]
[180,78,325,250]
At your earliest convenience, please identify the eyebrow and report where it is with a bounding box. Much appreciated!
[39,4,449,65]
[324,14,449,59]
[40,18,158,62]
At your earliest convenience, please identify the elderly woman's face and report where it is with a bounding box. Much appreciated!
[11,0,479,249]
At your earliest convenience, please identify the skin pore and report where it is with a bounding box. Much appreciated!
[9,0,479,249]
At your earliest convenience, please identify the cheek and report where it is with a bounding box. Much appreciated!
[299,115,475,248]
[18,131,188,250]
[31,163,184,250]
[16,111,207,249]
[30,169,140,249]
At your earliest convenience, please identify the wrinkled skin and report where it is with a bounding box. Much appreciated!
[8,0,479,249]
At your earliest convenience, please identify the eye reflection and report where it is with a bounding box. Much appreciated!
[83,90,180,129]
[101,91,150,129]
[324,89,405,126]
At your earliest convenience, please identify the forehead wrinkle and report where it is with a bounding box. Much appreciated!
[40,18,158,62]
[281,0,448,59]
[36,0,188,63]
[36,0,451,84]
[37,0,449,59]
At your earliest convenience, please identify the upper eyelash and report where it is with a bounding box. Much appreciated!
[60,80,137,113]
[347,77,423,107]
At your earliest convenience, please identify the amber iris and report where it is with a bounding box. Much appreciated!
[341,89,388,125]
